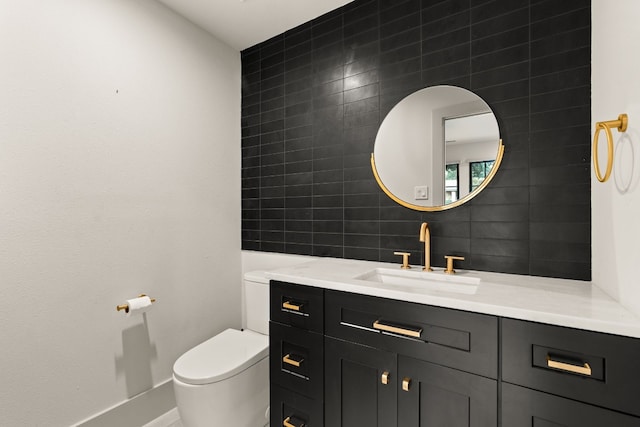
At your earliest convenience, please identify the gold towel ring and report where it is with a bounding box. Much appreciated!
[593,114,628,182]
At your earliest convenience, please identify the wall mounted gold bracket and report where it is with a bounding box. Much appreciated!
[593,113,628,182]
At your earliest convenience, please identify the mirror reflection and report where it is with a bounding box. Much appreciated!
[371,85,503,211]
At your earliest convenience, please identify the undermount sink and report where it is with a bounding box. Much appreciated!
[355,267,480,295]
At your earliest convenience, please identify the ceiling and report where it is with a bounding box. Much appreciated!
[157,0,355,51]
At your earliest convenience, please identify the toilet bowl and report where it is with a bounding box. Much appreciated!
[173,271,270,427]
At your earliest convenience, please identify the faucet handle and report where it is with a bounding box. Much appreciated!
[444,255,465,274]
[394,252,412,269]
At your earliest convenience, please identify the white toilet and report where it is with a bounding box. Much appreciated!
[173,271,270,427]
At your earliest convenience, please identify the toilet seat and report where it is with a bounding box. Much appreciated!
[173,328,268,385]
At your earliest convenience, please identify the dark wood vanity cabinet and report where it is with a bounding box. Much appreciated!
[270,280,640,426]
[501,318,640,426]
[324,289,498,427]
[324,337,498,427]
[269,281,324,426]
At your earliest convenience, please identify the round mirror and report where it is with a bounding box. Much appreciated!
[371,85,504,211]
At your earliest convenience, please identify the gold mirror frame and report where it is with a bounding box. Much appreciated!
[371,139,504,212]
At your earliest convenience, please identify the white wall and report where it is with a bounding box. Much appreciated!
[0,1,241,425]
[592,0,640,317]
[375,92,432,204]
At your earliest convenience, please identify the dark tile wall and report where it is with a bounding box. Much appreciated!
[241,0,591,280]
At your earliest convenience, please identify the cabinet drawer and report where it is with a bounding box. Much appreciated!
[270,280,323,333]
[325,290,498,378]
[502,318,640,417]
[270,321,323,399]
[271,383,323,427]
[502,383,640,426]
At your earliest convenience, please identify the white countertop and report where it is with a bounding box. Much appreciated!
[264,258,640,339]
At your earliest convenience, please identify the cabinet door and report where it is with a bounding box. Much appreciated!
[325,337,397,427]
[502,383,640,426]
[397,355,497,427]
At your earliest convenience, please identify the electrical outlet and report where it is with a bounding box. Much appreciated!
[414,186,429,200]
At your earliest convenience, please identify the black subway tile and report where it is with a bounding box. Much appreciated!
[240,0,591,281]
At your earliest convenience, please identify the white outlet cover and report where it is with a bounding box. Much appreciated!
[414,186,429,200]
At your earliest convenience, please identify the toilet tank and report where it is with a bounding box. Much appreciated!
[244,271,270,335]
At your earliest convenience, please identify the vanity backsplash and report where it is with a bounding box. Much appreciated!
[241,0,591,281]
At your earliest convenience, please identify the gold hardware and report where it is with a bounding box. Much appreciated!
[283,416,306,427]
[283,416,305,427]
[393,251,411,269]
[444,255,465,274]
[370,140,505,211]
[282,301,303,311]
[419,222,433,272]
[547,356,592,376]
[373,320,422,338]
[402,377,411,392]
[283,354,304,368]
[381,371,390,385]
[116,294,156,313]
[593,113,628,183]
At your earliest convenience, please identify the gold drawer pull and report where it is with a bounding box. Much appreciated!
[373,320,422,338]
[547,356,592,376]
[402,377,411,392]
[283,416,305,427]
[283,353,304,368]
[381,371,390,385]
[282,300,303,311]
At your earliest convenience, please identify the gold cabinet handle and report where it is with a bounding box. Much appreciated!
[547,356,592,376]
[283,416,305,427]
[282,300,303,311]
[381,371,390,385]
[373,320,422,338]
[283,353,304,368]
[402,377,411,392]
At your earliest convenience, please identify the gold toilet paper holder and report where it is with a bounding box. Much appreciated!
[116,294,156,313]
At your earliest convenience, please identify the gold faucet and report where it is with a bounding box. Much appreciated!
[419,222,432,272]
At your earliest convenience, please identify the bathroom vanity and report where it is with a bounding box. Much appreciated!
[267,258,640,427]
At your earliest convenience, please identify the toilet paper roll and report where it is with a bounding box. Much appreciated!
[125,296,153,316]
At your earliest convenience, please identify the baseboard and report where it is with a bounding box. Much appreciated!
[74,379,176,427]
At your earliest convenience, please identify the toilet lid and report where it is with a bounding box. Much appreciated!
[173,328,268,385]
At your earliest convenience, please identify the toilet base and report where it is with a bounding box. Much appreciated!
[173,356,269,427]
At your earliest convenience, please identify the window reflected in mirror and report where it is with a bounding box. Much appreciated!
[445,164,459,204]
[444,112,499,202]
[470,160,495,192]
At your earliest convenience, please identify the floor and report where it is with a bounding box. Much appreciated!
[142,409,183,427]
[143,409,269,427]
